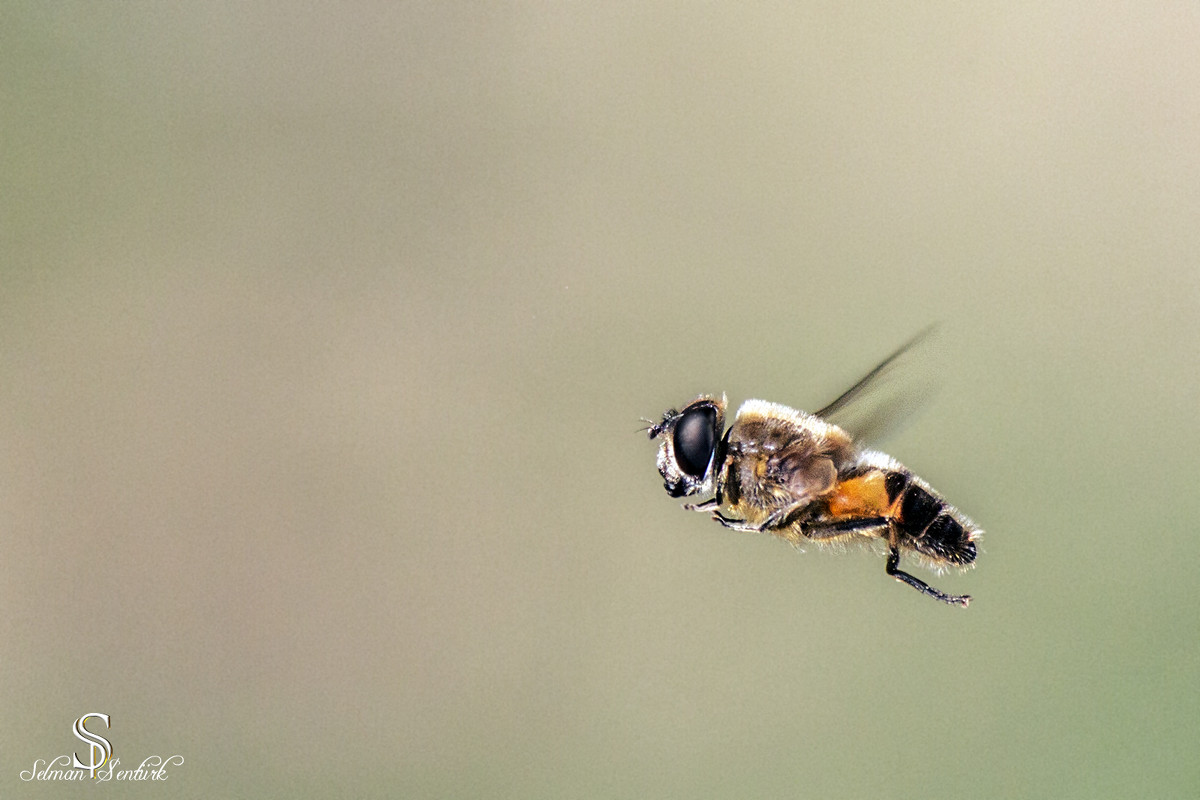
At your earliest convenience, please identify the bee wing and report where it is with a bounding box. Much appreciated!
[815,325,941,445]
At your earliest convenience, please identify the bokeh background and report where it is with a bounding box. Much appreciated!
[3,3,1198,798]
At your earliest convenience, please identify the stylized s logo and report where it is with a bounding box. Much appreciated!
[72,713,113,778]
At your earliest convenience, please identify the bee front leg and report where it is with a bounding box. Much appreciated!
[708,511,764,532]
[684,477,726,512]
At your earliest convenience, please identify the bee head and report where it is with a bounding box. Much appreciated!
[648,395,725,497]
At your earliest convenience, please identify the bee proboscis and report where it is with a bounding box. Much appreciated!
[646,330,981,608]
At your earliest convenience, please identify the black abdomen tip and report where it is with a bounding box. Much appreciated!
[919,513,977,565]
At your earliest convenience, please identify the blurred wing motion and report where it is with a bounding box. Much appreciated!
[815,324,941,445]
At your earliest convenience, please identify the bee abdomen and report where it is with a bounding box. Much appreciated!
[885,471,978,566]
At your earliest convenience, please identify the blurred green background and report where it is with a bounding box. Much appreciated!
[2,3,1198,798]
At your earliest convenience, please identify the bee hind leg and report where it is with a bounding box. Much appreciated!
[885,545,971,608]
[801,517,889,539]
[804,519,972,607]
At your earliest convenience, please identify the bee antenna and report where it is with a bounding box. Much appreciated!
[639,417,664,438]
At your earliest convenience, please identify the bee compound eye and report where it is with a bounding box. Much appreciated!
[673,406,717,478]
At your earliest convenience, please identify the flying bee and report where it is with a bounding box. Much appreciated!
[646,329,981,608]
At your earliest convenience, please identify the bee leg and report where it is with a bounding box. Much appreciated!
[708,511,763,532]
[687,478,727,513]
[714,501,822,534]
[800,517,890,539]
[885,544,971,608]
[754,500,820,532]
